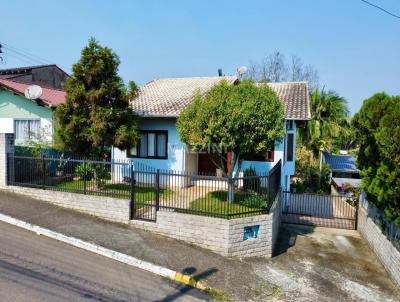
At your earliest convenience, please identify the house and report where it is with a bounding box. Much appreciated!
[323,153,361,195]
[112,76,311,191]
[0,78,66,143]
[0,64,69,89]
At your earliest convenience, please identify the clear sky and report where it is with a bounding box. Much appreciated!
[1,0,399,114]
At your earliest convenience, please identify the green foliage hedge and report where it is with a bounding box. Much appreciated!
[352,93,400,225]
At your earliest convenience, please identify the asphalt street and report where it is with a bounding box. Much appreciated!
[0,221,210,302]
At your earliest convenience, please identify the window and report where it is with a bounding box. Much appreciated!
[127,130,168,159]
[286,133,294,162]
[286,120,294,130]
[14,120,40,141]
[243,144,274,162]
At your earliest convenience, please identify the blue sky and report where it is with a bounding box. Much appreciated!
[1,0,399,114]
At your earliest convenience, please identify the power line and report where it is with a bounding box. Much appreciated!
[1,42,52,64]
[360,0,400,19]
[5,48,49,65]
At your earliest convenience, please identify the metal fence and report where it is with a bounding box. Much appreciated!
[360,192,400,252]
[281,191,358,229]
[7,154,281,221]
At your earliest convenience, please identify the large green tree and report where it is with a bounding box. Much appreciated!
[304,89,349,154]
[177,80,285,176]
[352,93,400,225]
[54,38,139,158]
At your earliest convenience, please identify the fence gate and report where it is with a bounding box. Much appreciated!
[130,169,158,222]
[281,191,358,230]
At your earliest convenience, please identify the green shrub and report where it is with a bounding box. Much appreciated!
[243,166,261,192]
[75,163,94,181]
[239,190,268,209]
[93,164,111,189]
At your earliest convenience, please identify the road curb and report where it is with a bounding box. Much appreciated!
[0,213,206,290]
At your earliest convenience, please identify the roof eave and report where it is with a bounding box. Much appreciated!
[0,82,53,108]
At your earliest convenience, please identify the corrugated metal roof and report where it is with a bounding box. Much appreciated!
[324,153,359,172]
[332,177,361,188]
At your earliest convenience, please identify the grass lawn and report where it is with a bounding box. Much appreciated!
[55,180,171,202]
[187,190,269,218]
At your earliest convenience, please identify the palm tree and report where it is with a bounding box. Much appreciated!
[303,89,350,156]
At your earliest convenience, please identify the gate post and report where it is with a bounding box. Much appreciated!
[155,169,160,212]
[129,161,135,220]
[354,197,359,230]
[0,133,15,187]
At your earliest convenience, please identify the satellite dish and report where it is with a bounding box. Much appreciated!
[24,85,42,100]
[237,66,248,77]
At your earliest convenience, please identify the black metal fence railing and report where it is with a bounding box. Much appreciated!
[7,154,281,221]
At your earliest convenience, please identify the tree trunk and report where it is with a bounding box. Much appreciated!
[227,151,238,203]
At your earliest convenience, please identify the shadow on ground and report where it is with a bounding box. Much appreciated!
[248,223,400,302]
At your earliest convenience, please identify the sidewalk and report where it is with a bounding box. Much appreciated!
[0,190,262,301]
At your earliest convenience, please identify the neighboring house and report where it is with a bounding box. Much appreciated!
[0,79,65,144]
[0,64,69,89]
[113,76,310,191]
[323,153,361,195]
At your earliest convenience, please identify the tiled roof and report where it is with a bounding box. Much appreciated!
[324,153,359,172]
[131,76,311,120]
[258,82,311,120]
[132,76,238,117]
[0,79,66,107]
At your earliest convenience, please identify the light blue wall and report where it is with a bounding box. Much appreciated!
[113,117,185,171]
[240,139,284,174]
[112,117,298,191]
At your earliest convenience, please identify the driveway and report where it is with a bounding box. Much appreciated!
[249,224,400,301]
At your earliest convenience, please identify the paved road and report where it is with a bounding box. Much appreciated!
[0,222,210,302]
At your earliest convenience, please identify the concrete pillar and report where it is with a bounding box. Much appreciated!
[0,133,15,186]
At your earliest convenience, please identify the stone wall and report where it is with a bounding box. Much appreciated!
[2,186,130,224]
[131,193,282,258]
[358,206,400,285]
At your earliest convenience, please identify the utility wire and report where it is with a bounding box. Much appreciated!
[360,0,400,19]
[1,42,52,64]
[5,48,49,65]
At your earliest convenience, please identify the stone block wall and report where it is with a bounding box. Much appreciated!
[358,206,400,285]
[131,194,282,258]
[2,186,130,224]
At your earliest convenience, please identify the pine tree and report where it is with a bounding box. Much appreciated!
[54,38,139,158]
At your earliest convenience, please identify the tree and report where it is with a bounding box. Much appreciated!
[352,93,400,225]
[301,89,349,156]
[177,80,285,200]
[54,38,139,158]
[247,51,319,91]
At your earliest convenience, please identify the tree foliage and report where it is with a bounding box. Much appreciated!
[352,93,400,225]
[176,80,285,176]
[54,38,139,158]
[300,89,350,156]
[292,145,331,194]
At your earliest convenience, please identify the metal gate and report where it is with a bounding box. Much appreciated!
[281,191,358,230]
[129,168,158,222]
